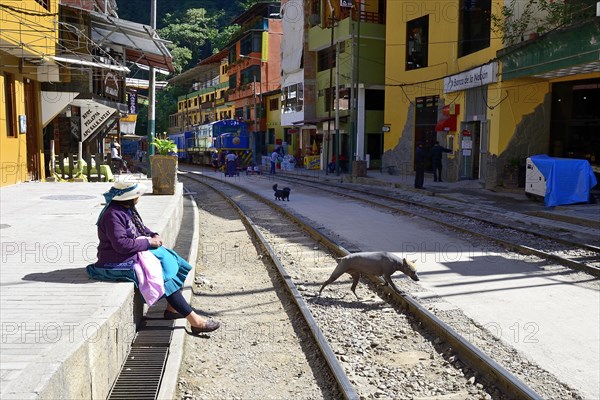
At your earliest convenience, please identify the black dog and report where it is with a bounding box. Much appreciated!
[273,184,291,201]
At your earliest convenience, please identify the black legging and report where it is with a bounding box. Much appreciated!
[165,290,193,317]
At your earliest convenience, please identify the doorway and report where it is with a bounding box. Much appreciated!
[24,80,41,181]
[459,121,481,179]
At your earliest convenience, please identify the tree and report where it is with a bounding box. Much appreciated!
[159,8,221,71]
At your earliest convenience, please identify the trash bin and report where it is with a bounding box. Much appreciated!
[352,160,367,177]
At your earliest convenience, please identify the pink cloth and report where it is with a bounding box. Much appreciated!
[134,250,165,305]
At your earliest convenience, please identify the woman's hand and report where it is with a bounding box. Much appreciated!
[148,236,163,248]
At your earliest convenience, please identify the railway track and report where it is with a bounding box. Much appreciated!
[179,171,548,400]
[265,170,600,277]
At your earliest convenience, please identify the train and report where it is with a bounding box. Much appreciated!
[169,119,253,168]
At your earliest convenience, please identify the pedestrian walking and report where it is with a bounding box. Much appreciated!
[86,181,220,334]
[270,149,278,174]
[414,142,426,189]
[430,140,452,182]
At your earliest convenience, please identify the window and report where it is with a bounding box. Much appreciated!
[35,0,50,11]
[229,75,237,90]
[365,89,385,111]
[270,97,279,111]
[268,128,275,144]
[406,16,429,70]
[235,107,244,119]
[459,0,491,57]
[281,83,303,113]
[4,73,16,137]
[228,46,236,65]
[317,47,336,72]
[194,98,198,106]
[240,32,262,56]
[241,66,261,85]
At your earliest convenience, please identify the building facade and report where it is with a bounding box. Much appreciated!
[307,0,386,171]
[383,0,599,186]
[225,2,283,160]
[1,0,60,186]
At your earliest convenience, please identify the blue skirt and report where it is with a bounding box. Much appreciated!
[86,247,192,297]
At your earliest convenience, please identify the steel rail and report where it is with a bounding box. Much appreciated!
[272,174,600,276]
[179,169,544,400]
[179,173,359,400]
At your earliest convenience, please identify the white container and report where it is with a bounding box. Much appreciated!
[525,157,546,198]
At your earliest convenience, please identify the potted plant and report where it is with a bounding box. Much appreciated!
[150,136,178,195]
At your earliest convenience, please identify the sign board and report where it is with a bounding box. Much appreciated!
[341,0,353,7]
[462,140,472,149]
[18,115,27,134]
[381,125,391,133]
[444,62,498,93]
[127,92,138,115]
[81,104,116,142]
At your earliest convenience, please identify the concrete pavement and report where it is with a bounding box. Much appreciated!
[0,176,184,399]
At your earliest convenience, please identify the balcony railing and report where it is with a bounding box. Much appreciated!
[338,7,385,25]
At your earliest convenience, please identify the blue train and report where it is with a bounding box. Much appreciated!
[169,120,252,167]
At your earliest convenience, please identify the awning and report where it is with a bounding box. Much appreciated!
[90,11,174,73]
[41,91,79,127]
[50,55,130,73]
[435,116,457,132]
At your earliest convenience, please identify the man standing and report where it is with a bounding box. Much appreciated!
[430,140,452,182]
[414,142,426,189]
[270,149,278,174]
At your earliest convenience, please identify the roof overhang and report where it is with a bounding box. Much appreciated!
[90,11,174,74]
[50,55,130,73]
[498,19,600,81]
[167,63,219,86]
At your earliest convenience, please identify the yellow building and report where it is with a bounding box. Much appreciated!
[0,0,59,186]
[384,0,599,187]
[168,53,235,134]
[264,90,285,155]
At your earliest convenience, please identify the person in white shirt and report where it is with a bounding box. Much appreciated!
[270,150,278,174]
[110,141,124,172]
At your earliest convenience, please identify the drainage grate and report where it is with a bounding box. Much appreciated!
[132,319,174,348]
[107,347,168,400]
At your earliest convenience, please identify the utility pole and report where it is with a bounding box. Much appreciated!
[253,75,258,165]
[335,40,340,176]
[146,0,156,178]
[326,11,336,175]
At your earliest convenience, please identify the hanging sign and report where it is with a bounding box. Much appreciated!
[80,104,116,142]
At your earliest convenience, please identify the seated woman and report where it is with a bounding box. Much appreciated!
[86,181,219,334]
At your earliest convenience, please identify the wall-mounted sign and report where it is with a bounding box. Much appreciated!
[341,0,353,7]
[381,125,391,133]
[18,115,27,134]
[103,71,120,101]
[444,62,498,93]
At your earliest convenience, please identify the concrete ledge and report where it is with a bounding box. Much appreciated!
[0,180,184,399]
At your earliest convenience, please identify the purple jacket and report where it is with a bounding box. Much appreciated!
[96,203,156,268]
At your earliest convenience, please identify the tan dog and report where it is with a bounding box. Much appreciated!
[319,251,419,298]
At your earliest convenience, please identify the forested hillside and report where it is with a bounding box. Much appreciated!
[115,0,263,134]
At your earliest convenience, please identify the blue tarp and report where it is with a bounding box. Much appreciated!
[530,155,598,207]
